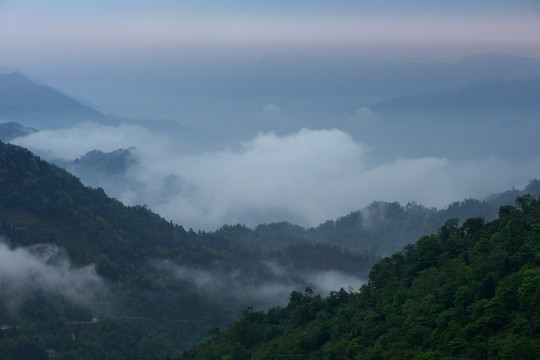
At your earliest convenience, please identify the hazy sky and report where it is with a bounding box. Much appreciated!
[1,0,539,119]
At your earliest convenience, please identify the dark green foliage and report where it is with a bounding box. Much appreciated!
[11,336,48,360]
[2,140,539,359]
[182,196,540,360]
[0,141,375,359]
[218,186,540,257]
[0,142,246,358]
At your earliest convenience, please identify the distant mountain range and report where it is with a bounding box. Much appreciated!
[0,72,107,128]
[456,53,540,76]
[0,72,183,132]
[371,78,540,114]
[352,75,540,162]
[2,53,540,136]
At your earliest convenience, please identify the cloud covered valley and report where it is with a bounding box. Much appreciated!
[11,122,539,231]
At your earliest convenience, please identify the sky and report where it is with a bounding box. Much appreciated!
[1,0,539,119]
[2,1,540,230]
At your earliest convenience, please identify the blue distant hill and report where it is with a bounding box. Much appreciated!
[0,72,108,128]
[0,72,184,133]
[371,78,540,114]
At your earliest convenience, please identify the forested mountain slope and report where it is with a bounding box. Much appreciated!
[0,141,244,357]
[182,195,540,359]
[218,180,540,257]
[0,141,374,359]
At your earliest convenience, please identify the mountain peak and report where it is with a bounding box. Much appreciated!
[0,72,106,129]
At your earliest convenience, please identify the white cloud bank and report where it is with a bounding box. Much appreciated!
[12,123,540,230]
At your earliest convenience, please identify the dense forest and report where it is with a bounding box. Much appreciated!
[1,140,539,359]
[218,180,540,256]
[181,195,540,359]
[0,141,374,359]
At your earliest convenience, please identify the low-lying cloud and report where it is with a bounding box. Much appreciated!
[154,261,297,307]
[12,121,173,160]
[12,123,539,230]
[303,270,365,294]
[154,260,365,308]
[0,239,106,308]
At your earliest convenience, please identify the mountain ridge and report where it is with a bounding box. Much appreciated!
[371,77,540,114]
[0,72,106,128]
[0,72,184,133]
[180,195,540,359]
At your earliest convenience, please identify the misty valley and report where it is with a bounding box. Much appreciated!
[1,51,540,359]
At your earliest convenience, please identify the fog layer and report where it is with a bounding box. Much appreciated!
[0,239,105,307]
[12,123,539,230]
[154,260,365,307]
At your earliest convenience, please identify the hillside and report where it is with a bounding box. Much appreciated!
[217,181,540,257]
[0,141,374,359]
[1,140,538,359]
[0,140,242,357]
[181,195,540,359]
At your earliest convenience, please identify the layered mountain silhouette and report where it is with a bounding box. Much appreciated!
[371,78,540,114]
[0,72,184,132]
[0,72,108,128]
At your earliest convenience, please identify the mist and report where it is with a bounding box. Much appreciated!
[154,261,296,307]
[12,123,539,230]
[154,260,365,308]
[303,271,365,294]
[0,239,106,309]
